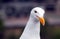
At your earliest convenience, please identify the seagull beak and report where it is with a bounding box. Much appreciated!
[37,16,45,26]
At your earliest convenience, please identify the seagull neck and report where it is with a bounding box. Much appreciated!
[20,14,40,39]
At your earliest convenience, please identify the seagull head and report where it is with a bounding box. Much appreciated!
[31,7,45,26]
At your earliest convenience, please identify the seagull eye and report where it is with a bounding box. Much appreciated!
[34,11,37,13]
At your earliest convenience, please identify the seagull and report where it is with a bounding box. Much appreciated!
[19,7,45,39]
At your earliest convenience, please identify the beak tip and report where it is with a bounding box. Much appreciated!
[37,16,45,26]
[42,23,44,26]
[43,24,45,26]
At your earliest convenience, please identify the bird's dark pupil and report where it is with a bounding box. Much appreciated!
[35,11,37,13]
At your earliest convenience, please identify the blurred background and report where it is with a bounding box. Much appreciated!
[0,0,60,39]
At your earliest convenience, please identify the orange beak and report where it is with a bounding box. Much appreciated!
[37,16,45,26]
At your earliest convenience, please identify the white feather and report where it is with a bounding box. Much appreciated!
[19,7,45,39]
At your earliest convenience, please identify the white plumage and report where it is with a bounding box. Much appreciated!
[19,7,45,39]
